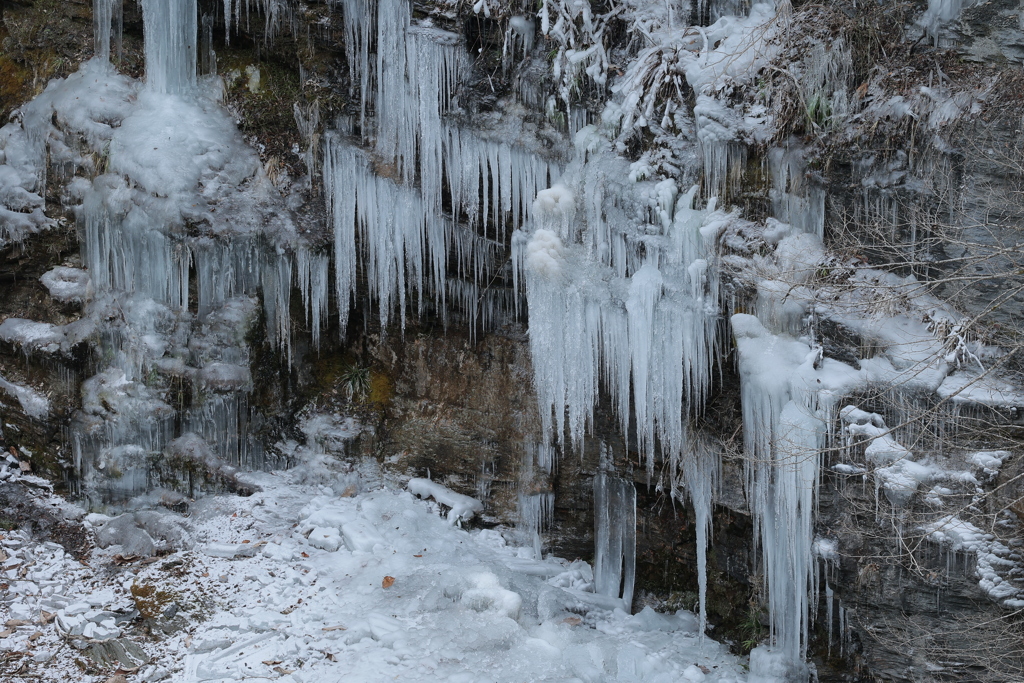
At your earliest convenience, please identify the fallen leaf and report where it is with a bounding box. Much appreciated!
[273,666,295,675]
[321,625,347,632]
[0,550,7,562]
[0,629,13,638]
[382,576,395,589]
[27,631,42,642]
[413,554,422,558]
[301,552,310,558]
[141,556,161,564]
[39,611,55,625]
[5,619,30,628]
[562,617,582,626]
[262,660,283,665]
[325,652,337,661]
[105,675,128,683]
[698,665,711,674]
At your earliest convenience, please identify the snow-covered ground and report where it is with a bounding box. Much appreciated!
[0,463,749,683]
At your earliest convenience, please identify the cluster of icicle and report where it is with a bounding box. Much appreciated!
[511,104,730,637]
[511,4,855,672]
[57,0,289,504]
[322,0,561,337]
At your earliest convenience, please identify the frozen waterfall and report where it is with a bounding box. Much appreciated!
[142,0,198,95]
[7,0,993,678]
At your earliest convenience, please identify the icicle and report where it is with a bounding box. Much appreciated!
[518,491,554,560]
[183,393,263,469]
[732,313,846,667]
[294,100,321,185]
[323,135,452,335]
[524,182,719,462]
[768,144,825,240]
[80,177,189,309]
[201,13,217,75]
[593,469,636,610]
[324,134,357,336]
[296,247,330,350]
[526,441,557,474]
[224,0,233,45]
[335,0,373,135]
[113,0,124,62]
[142,0,198,95]
[825,582,834,655]
[626,263,663,477]
[261,250,293,363]
[94,0,114,63]
[682,439,719,645]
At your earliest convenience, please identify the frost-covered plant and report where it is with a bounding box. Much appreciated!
[339,363,370,399]
[293,98,321,188]
[794,38,852,132]
[538,0,620,111]
[924,310,984,371]
[612,41,691,134]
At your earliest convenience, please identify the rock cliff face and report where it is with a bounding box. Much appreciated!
[2,0,1024,681]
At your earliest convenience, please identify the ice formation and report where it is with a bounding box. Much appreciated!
[323,0,560,336]
[407,477,484,524]
[0,373,50,419]
[3,0,1021,679]
[593,472,637,610]
[142,0,199,96]
[2,0,306,506]
[0,467,754,682]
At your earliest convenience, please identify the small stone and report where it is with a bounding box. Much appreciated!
[84,638,150,668]
[64,602,90,616]
[193,638,233,653]
[203,543,243,559]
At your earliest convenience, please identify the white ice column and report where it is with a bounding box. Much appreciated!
[732,313,833,665]
[93,0,116,63]
[680,439,720,643]
[593,471,636,610]
[518,491,554,560]
[297,248,331,350]
[626,263,663,474]
[764,401,823,662]
[142,0,198,95]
